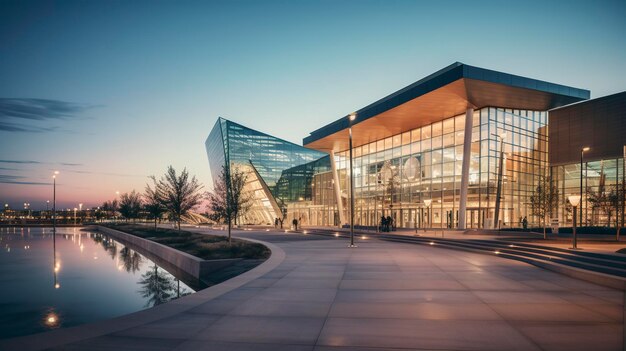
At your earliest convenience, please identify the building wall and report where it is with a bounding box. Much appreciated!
[205,118,329,225]
[322,107,548,229]
[549,92,626,228]
[549,92,626,165]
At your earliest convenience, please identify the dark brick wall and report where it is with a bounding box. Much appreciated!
[549,91,626,165]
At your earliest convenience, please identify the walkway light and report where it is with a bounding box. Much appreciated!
[568,195,581,249]
[423,199,431,232]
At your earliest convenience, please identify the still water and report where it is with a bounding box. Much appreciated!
[0,227,195,339]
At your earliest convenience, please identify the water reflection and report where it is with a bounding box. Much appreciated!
[42,308,61,329]
[137,265,191,307]
[0,227,196,339]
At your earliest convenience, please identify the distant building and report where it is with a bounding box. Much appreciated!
[206,62,625,229]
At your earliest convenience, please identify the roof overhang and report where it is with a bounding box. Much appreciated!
[303,62,590,152]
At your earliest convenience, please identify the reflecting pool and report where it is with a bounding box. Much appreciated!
[0,227,195,339]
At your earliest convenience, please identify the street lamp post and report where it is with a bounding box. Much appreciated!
[569,195,581,249]
[492,133,506,229]
[52,172,58,235]
[423,199,432,233]
[580,147,589,227]
[348,113,357,248]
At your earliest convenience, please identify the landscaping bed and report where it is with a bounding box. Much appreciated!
[103,224,270,260]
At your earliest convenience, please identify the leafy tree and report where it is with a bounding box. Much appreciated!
[144,182,166,229]
[207,165,252,243]
[148,166,203,231]
[101,199,119,221]
[530,175,559,239]
[118,190,142,222]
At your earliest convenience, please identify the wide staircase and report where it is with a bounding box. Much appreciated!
[300,228,626,290]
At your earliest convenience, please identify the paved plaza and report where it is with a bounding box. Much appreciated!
[9,228,625,351]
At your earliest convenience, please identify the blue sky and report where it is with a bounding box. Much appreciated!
[1,0,625,209]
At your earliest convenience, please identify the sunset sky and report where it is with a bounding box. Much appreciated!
[1,0,625,210]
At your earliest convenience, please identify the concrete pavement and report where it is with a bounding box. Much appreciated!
[8,227,624,351]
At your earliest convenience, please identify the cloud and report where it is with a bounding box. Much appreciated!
[0,98,94,121]
[0,160,82,167]
[0,121,59,132]
[0,174,51,185]
[63,169,145,178]
[0,159,41,164]
[0,98,96,133]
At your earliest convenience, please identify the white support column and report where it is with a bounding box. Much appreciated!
[330,150,346,227]
[458,107,474,230]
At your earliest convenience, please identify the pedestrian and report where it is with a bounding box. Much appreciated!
[292,218,298,231]
[386,215,392,232]
[522,216,528,229]
[274,217,278,228]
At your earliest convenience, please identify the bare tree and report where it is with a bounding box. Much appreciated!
[144,182,166,229]
[530,175,559,239]
[149,166,203,231]
[118,190,142,222]
[207,165,252,243]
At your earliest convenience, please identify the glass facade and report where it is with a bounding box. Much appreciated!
[205,118,329,225]
[326,107,548,229]
[553,158,625,227]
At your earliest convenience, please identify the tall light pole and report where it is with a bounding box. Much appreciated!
[492,133,506,229]
[52,171,58,235]
[52,171,59,289]
[348,113,357,248]
[580,147,589,227]
[569,195,581,249]
[621,145,625,241]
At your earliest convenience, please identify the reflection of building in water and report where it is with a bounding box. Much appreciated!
[206,63,625,229]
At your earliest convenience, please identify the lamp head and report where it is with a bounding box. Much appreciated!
[349,113,356,121]
[582,147,590,152]
[568,195,581,207]
[423,199,432,207]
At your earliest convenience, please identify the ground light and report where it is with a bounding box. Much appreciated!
[568,195,582,249]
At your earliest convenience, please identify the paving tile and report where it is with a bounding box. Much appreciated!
[339,278,466,290]
[317,317,540,351]
[328,301,501,320]
[192,316,325,345]
[230,300,332,318]
[273,278,341,289]
[174,340,313,351]
[488,303,614,322]
[473,290,570,304]
[49,335,183,351]
[334,289,481,304]
[255,287,338,302]
[111,313,221,339]
[515,322,622,351]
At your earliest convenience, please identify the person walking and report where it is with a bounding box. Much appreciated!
[292,218,298,230]
[274,217,278,228]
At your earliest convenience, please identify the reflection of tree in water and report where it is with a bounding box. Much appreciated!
[137,265,192,307]
[91,234,117,259]
[137,265,174,307]
[119,247,142,273]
